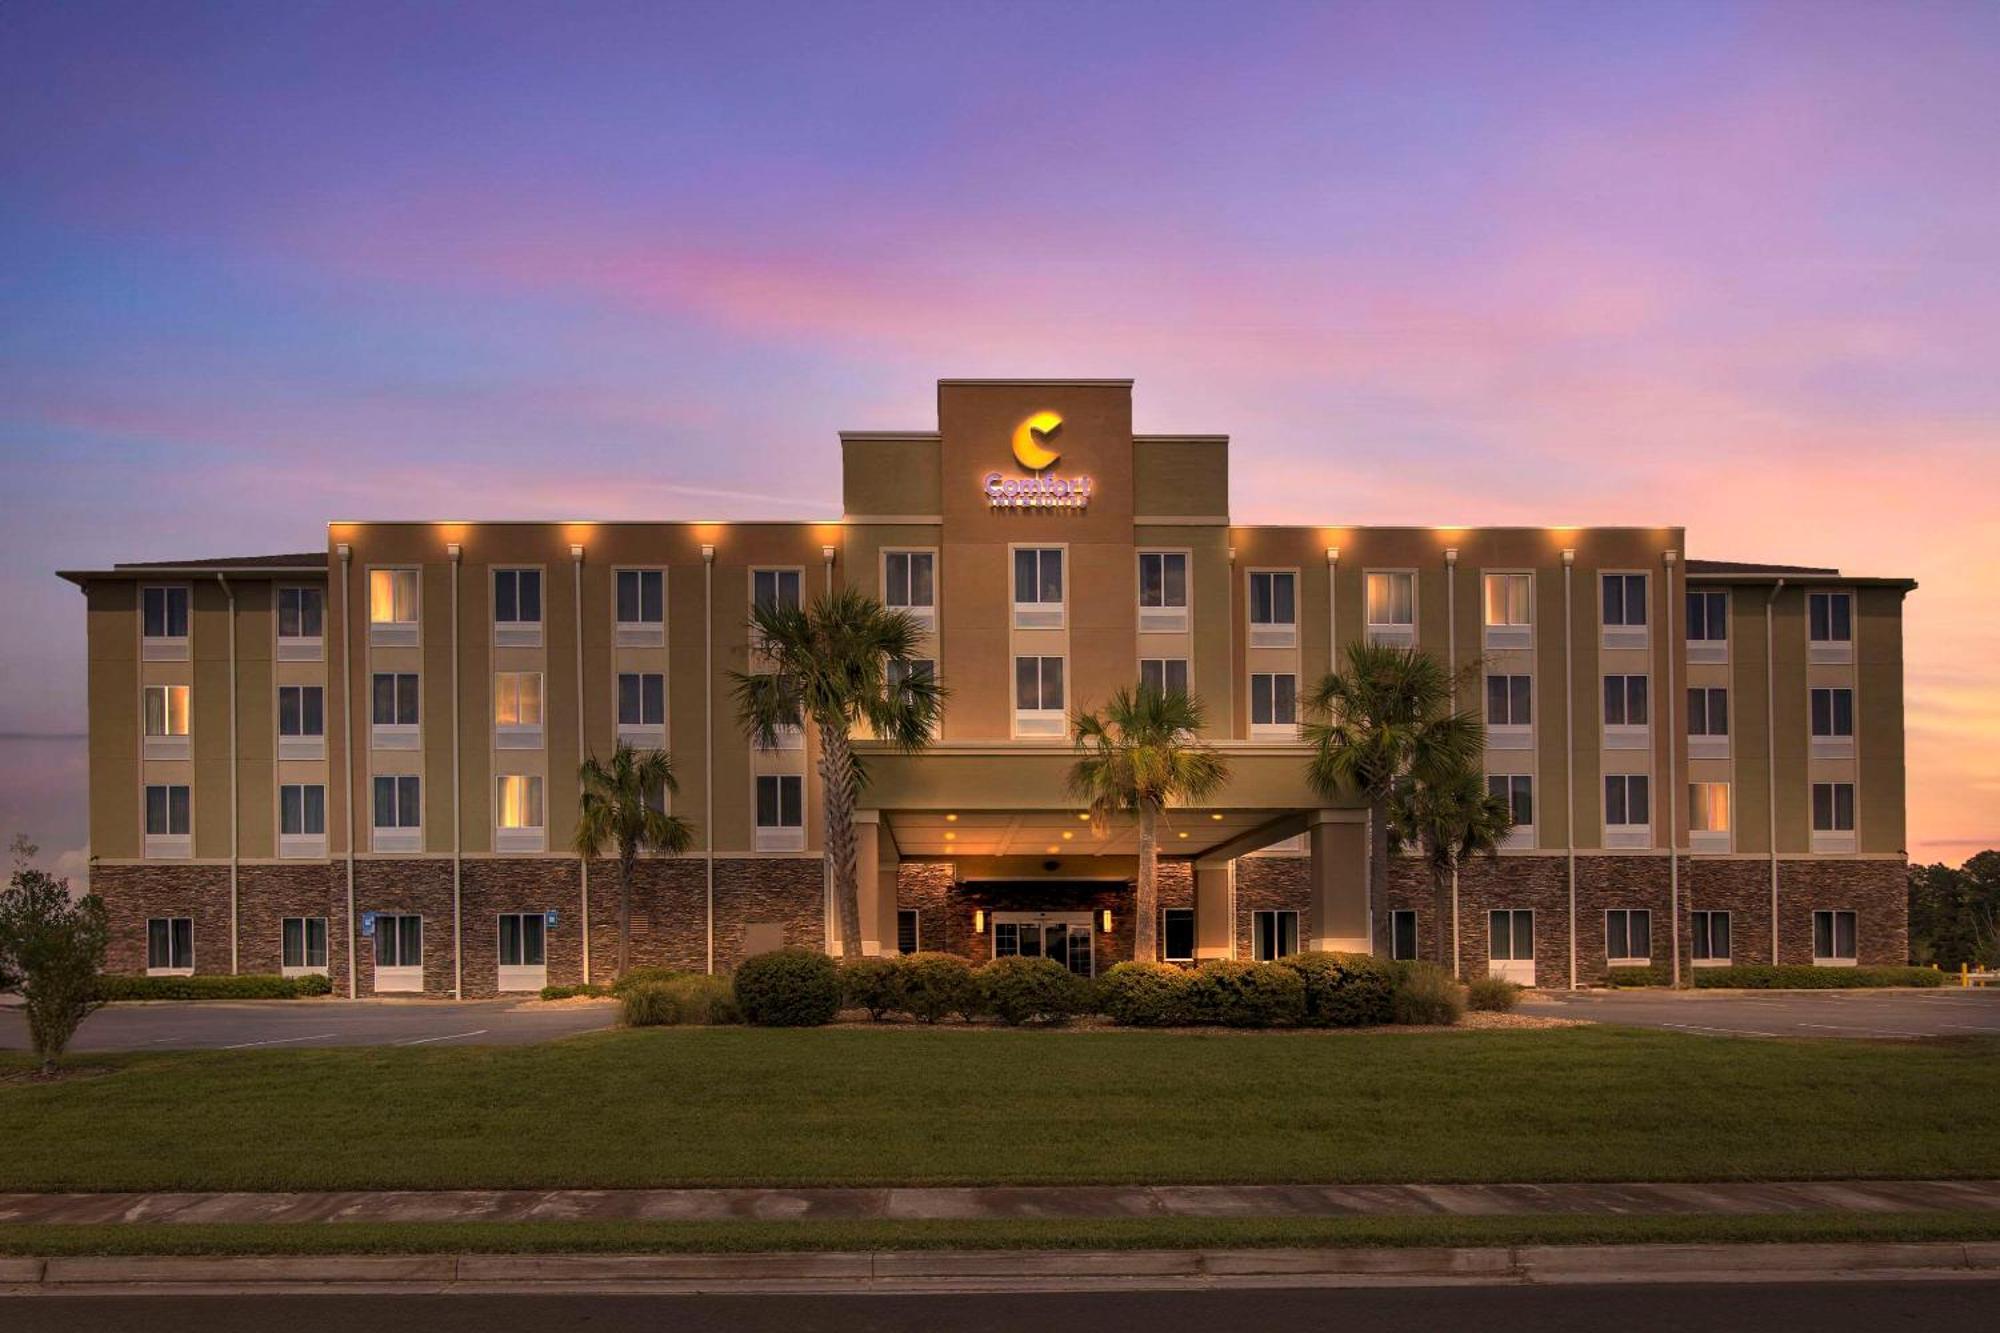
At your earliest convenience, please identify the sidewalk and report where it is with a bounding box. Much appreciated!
[3,1179,1996,1227]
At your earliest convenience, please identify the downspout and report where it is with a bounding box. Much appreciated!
[1228,544,1241,959]
[822,544,836,953]
[572,544,588,984]
[1562,549,1576,991]
[1664,550,1680,988]
[216,573,239,973]
[1445,547,1459,977]
[1765,577,1785,964]
[338,543,355,998]
[448,543,463,1001]
[702,543,716,976]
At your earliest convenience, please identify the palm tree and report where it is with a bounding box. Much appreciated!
[1388,759,1514,971]
[1068,683,1230,963]
[1302,642,1482,956]
[731,586,945,960]
[572,743,696,979]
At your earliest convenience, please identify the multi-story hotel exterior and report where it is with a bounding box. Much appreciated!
[61,379,1916,996]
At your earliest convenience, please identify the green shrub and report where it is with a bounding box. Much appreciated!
[293,972,334,997]
[609,966,687,997]
[1691,964,1943,990]
[841,956,905,1021]
[1188,960,1308,1028]
[896,952,978,1023]
[1604,965,1667,988]
[1097,962,1196,1026]
[619,980,676,1026]
[538,982,608,1000]
[91,973,322,1001]
[1274,951,1397,1027]
[1466,975,1522,1012]
[733,948,842,1026]
[620,974,741,1026]
[1390,961,1465,1025]
[975,956,1087,1025]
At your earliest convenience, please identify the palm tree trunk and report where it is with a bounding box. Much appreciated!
[1134,805,1159,963]
[617,844,635,979]
[819,723,863,959]
[1369,795,1392,957]
[1432,860,1453,970]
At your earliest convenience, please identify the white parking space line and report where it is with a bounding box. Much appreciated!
[220,1032,339,1050]
[393,1029,489,1046]
[1936,1022,2000,1032]
[1662,1022,1783,1038]
[1798,1022,1927,1038]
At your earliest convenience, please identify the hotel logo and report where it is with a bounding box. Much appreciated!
[986,410,1093,510]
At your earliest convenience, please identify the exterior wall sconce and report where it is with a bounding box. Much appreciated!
[1099,909,1114,934]
[972,909,986,934]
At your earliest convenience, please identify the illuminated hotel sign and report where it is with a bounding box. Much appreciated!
[984,411,1094,510]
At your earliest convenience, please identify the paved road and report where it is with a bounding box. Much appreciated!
[0,998,618,1052]
[1522,985,2000,1038]
[7,1281,1998,1332]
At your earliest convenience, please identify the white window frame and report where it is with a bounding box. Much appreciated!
[370,671,421,750]
[1811,781,1857,853]
[281,916,329,976]
[368,567,420,647]
[1162,907,1196,963]
[1137,550,1190,633]
[1247,569,1298,649]
[614,567,667,647]
[141,584,191,661]
[491,566,545,649]
[1484,673,1533,750]
[883,549,937,632]
[896,908,921,955]
[1249,671,1298,738]
[372,913,423,991]
[754,773,806,852]
[1391,909,1419,962]
[616,670,667,747]
[1812,908,1858,966]
[495,773,545,853]
[1482,571,1533,650]
[1605,908,1653,966]
[1013,654,1066,739]
[1686,587,1728,664]
[1251,909,1300,962]
[1363,569,1416,647]
[142,683,192,760]
[1687,685,1730,760]
[1688,781,1732,853]
[1603,773,1651,849]
[497,911,548,991]
[494,671,545,750]
[1600,571,1649,650]
[1011,546,1065,630]
[277,683,326,760]
[371,773,422,853]
[1487,773,1535,849]
[751,567,804,617]
[147,916,194,976]
[1810,686,1855,760]
[1603,673,1650,750]
[278,782,327,859]
[276,585,325,661]
[1691,910,1732,965]
[1807,589,1854,664]
[1488,907,1535,983]
[1139,658,1190,697]
[143,783,192,859]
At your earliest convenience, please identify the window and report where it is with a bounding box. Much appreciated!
[1691,910,1731,962]
[1689,782,1731,836]
[371,673,420,726]
[278,685,325,737]
[280,784,326,836]
[1605,909,1652,963]
[1489,909,1533,962]
[369,569,418,625]
[888,658,935,694]
[1012,548,1064,627]
[493,569,542,625]
[1602,573,1648,627]
[1163,908,1195,963]
[1810,687,1854,737]
[1688,687,1728,736]
[142,585,190,639]
[499,913,546,967]
[147,917,193,972]
[884,551,935,612]
[1486,674,1532,727]
[494,672,544,735]
[1487,775,1533,829]
[1364,571,1415,642]
[897,909,920,955]
[278,587,324,640]
[756,774,804,829]
[1014,656,1065,735]
[1484,573,1532,627]
[144,684,190,737]
[1604,774,1650,827]
[616,569,665,625]
[1391,910,1418,962]
[1603,675,1649,727]
[282,917,328,971]
[753,568,802,613]
[1812,782,1856,832]
[1249,571,1296,625]
[1808,592,1853,643]
[1813,909,1857,963]
[374,914,422,969]
[145,784,191,836]
[1250,673,1297,732]
[497,774,543,830]
[617,672,666,727]
[372,775,421,829]
[1140,658,1190,696]
[1138,552,1188,607]
[1687,590,1727,642]
[1252,910,1299,961]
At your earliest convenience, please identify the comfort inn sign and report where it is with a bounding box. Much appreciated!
[984,410,1095,510]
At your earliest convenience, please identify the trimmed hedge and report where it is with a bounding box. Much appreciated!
[621,974,741,1026]
[1693,965,1943,990]
[92,973,331,1001]
[896,952,980,1023]
[538,983,608,1000]
[609,966,688,997]
[1188,960,1308,1028]
[733,949,842,1026]
[840,957,905,1021]
[1466,975,1522,1012]
[1605,965,1669,988]
[1389,961,1464,1026]
[1098,962,1196,1026]
[976,956,1088,1025]
[1274,951,1397,1027]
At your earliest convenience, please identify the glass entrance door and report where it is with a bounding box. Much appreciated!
[992,913,1094,977]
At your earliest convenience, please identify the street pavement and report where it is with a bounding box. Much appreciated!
[0,997,618,1052]
[1521,984,2000,1038]
[6,1281,1999,1331]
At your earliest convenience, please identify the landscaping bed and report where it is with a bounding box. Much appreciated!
[91,973,333,1001]
[1604,965,1945,990]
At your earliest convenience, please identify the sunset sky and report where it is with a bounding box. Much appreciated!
[2,1,1995,880]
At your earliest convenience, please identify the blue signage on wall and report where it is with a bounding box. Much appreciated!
[545,909,559,928]
[361,911,377,938]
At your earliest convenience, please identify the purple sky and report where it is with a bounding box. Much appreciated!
[3,0,1996,878]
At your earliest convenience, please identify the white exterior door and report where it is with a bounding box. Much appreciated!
[991,911,1095,978]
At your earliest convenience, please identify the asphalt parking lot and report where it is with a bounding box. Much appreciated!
[1521,985,2000,1038]
[0,997,619,1052]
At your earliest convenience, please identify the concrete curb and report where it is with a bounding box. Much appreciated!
[3,1241,1998,1295]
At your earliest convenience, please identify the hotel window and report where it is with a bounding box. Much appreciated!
[1012,548,1064,628]
[1490,909,1534,963]
[753,568,803,614]
[755,773,805,850]
[143,685,191,758]
[369,569,419,645]
[1604,774,1651,842]
[1688,687,1728,736]
[1810,687,1854,759]
[884,551,936,627]
[1138,551,1189,631]
[374,914,422,970]
[499,913,546,969]
[897,909,921,955]
[277,586,324,659]
[615,569,665,627]
[1252,909,1299,962]
[279,783,326,837]
[142,585,191,640]
[1605,909,1652,965]
[1813,909,1858,964]
[144,785,191,856]
[1692,910,1731,963]
[617,672,666,730]
[1487,774,1534,837]
[1483,572,1532,648]
[278,685,325,742]
[495,671,545,748]
[1603,675,1649,748]
[1364,571,1415,645]
[493,568,542,645]
[1688,782,1731,852]
[1486,674,1532,731]
[497,774,544,831]
[1601,573,1648,628]
[1162,908,1195,963]
[1140,658,1190,697]
[1812,781,1856,852]
[1687,589,1728,662]
[1249,672,1297,736]
[371,672,420,748]
[1248,570,1296,647]
[1808,592,1853,643]
[282,917,328,973]
[372,775,421,850]
[1014,655,1066,737]
[1391,910,1419,962]
[147,917,194,974]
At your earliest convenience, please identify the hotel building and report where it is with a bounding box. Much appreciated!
[60,379,1915,995]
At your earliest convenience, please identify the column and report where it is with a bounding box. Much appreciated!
[1194,858,1233,960]
[1309,809,1371,952]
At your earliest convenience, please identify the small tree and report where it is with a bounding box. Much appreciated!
[1068,684,1229,963]
[1388,762,1514,972]
[0,836,109,1076]
[573,746,696,979]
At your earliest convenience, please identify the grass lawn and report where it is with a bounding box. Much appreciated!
[2,1026,1997,1192]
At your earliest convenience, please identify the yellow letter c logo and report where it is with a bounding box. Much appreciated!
[1011,411,1062,471]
